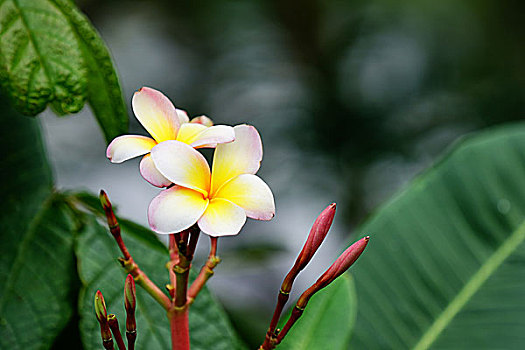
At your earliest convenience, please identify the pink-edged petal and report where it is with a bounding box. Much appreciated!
[210,125,263,195]
[148,186,208,234]
[176,123,207,144]
[190,115,213,126]
[198,198,246,237]
[151,140,211,196]
[190,125,235,149]
[177,108,190,124]
[132,87,180,143]
[106,135,156,163]
[139,154,172,187]
[214,174,275,220]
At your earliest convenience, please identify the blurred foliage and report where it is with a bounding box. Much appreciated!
[278,275,357,350]
[79,0,525,225]
[346,123,525,349]
[0,0,128,142]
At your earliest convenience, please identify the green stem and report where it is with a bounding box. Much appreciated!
[121,258,172,310]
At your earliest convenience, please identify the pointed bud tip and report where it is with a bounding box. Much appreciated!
[99,190,111,209]
[94,290,107,322]
[329,202,336,209]
[364,236,370,241]
[124,274,136,311]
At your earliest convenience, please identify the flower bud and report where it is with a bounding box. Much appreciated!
[94,290,113,345]
[124,274,136,312]
[296,203,336,270]
[281,203,336,293]
[264,203,338,342]
[124,274,137,333]
[99,190,118,228]
[297,236,369,309]
[94,290,108,324]
[190,115,213,126]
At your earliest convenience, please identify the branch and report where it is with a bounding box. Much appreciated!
[188,237,220,302]
[100,190,172,310]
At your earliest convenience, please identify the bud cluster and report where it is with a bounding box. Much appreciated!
[261,203,369,349]
[94,275,137,350]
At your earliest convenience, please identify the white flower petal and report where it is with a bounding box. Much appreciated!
[148,186,208,234]
[151,140,211,196]
[190,115,213,127]
[190,125,235,148]
[177,108,190,124]
[139,154,172,187]
[198,198,246,237]
[106,135,156,163]
[215,174,275,220]
[132,87,180,143]
[210,125,263,194]
[176,123,207,145]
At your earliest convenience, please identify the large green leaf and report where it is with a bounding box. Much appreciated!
[0,0,128,141]
[0,99,79,349]
[278,275,357,350]
[74,193,244,350]
[349,123,525,349]
[52,0,128,142]
[0,0,86,115]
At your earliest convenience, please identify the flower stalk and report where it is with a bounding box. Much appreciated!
[100,190,171,311]
[108,314,126,350]
[188,237,221,302]
[124,274,137,350]
[262,203,336,349]
[275,236,370,345]
[167,226,200,350]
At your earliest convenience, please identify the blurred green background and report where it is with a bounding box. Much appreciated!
[6,0,525,348]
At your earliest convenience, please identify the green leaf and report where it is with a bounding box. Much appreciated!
[52,0,128,142]
[74,194,244,350]
[0,0,128,142]
[278,275,357,350]
[349,123,525,349]
[0,98,80,349]
[0,0,86,115]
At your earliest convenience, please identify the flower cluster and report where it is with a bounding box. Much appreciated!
[106,87,275,236]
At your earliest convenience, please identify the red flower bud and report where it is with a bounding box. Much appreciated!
[281,203,336,293]
[94,290,113,347]
[99,190,118,229]
[297,236,369,309]
[124,274,137,333]
[94,290,108,324]
[275,236,370,346]
[297,203,336,269]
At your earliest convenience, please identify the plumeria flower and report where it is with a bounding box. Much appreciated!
[148,125,275,237]
[106,87,235,187]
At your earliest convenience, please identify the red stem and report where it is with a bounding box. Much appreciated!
[169,308,190,350]
[108,315,127,350]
